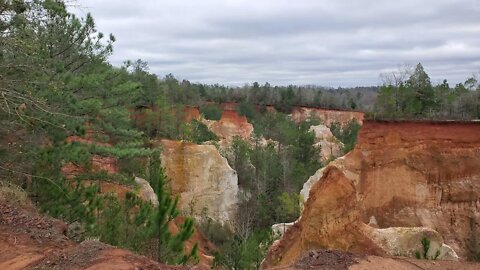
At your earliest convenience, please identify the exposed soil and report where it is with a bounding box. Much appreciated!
[350,255,480,270]
[0,202,192,270]
[269,249,480,270]
[292,250,365,269]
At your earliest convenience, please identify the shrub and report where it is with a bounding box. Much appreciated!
[237,101,255,121]
[416,236,441,260]
[421,237,430,259]
[200,104,222,120]
[0,181,31,207]
[185,120,219,144]
[329,119,361,154]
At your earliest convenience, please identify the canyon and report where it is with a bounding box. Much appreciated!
[62,105,363,226]
[263,120,480,268]
[13,104,480,269]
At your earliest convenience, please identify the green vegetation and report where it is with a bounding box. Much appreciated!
[200,82,378,111]
[237,101,255,121]
[213,229,275,269]
[148,151,199,264]
[203,111,321,269]
[0,0,197,265]
[31,147,198,264]
[184,119,219,144]
[199,214,276,270]
[200,103,222,120]
[374,63,480,119]
[415,237,440,260]
[421,237,431,259]
[330,119,361,154]
[275,86,297,113]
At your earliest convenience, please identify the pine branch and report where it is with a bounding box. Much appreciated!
[0,164,69,198]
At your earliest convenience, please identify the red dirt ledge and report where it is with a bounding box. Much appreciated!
[363,118,480,124]
[0,202,196,270]
[268,249,480,270]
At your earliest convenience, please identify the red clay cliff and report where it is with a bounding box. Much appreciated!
[264,120,480,267]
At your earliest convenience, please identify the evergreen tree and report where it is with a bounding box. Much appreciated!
[148,150,198,264]
[408,63,434,114]
[276,86,296,113]
[199,103,222,120]
[237,101,255,121]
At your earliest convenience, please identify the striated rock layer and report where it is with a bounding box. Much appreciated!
[160,140,239,224]
[309,124,344,163]
[202,110,253,142]
[291,106,364,126]
[264,120,480,267]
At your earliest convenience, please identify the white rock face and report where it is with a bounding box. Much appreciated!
[309,124,334,140]
[439,244,460,261]
[160,140,239,224]
[134,176,158,207]
[368,216,379,228]
[272,222,294,237]
[365,226,459,261]
[300,156,348,203]
[309,124,344,163]
[300,166,327,204]
[315,140,344,163]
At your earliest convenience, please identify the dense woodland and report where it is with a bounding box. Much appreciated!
[1,1,479,269]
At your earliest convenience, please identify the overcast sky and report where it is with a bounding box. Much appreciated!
[73,0,480,87]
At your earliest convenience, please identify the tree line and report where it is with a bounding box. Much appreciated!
[374,63,480,119]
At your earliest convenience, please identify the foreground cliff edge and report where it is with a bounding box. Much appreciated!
[263,120,480,268]
[0,200,195,270]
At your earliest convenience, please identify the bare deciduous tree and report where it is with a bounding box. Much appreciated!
[379,64,413,87]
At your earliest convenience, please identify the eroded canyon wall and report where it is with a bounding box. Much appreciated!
[291,106,364,126]
[264,121,480,267]
[159,139,239,224]
[202,110,253,142]
[309,124,344,163]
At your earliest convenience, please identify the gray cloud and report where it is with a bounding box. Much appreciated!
[73,0,480,87]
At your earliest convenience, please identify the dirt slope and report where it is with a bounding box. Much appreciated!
[0,202,191,270]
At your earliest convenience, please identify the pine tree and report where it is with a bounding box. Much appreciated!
[148,150,198,264]
[408,63,434,114]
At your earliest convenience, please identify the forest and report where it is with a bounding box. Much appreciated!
[1,1,479,269]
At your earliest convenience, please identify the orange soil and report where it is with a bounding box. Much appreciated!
[0,202,190,270]
[263,120,480,267]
